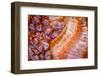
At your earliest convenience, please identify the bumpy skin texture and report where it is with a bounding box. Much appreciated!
[28,15,88,61]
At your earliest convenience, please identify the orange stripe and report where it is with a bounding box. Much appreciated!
[50,17,69,48]
[58,18,82,59]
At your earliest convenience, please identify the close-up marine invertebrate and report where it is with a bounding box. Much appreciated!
[28,15,88,61]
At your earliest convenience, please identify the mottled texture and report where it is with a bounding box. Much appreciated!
[28,15,88,61]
